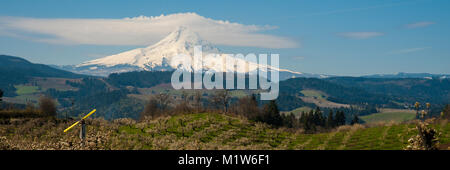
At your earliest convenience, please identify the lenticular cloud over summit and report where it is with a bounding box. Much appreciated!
[0,13,298,48]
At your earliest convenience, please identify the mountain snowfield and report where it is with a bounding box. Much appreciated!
[61,27,315,79]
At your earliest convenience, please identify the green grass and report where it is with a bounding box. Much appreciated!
[116,113,450,150]
[1,112,449,150]
[14,85,40,95]
[32,77,78,91]
[300,90,326,99]
[3,94,40,104]
[299,90,350,108]
[360,111,416,124]
[282,106,312,117]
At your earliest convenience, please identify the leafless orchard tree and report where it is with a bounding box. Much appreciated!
[141,96,159,120]
[195,91,204,111]
[154,93,171,112]
[210,90,231,113]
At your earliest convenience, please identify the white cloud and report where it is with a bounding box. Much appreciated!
[337,32,384,39]
[390,47,431,54]
[0,13,298,48]
[405,21,435,29]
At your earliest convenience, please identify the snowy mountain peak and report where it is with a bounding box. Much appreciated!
[67,26,306,79]
[154,26,202,47]
[77,26,218,70]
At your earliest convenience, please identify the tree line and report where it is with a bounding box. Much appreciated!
[0,89,57,119]
[139,90,361,133]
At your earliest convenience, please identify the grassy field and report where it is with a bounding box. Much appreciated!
[32,77,78,91]
[299,89,350,108]
[14,85,40,95]
[1,113,448,150]
[281,106,312,117]
[5,79,78,104]
[300,89,327,99]
[3,85,42,104]
[361,109,416,124]
[3,94,40,104]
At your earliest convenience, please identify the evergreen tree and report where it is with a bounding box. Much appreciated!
[299,111,306,126]
[301,110,316,133]
[0,89,3,102]
[335,110,346,126]
[313,111,320,126]
[315,107,325,126]
[0,89,3,110]
[262,100,283,127]
[350,114,360,125]
[288,113,297,128]
[281,113,296,128]
[326,110,335,128]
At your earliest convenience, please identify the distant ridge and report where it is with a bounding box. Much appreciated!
[0,55,85,78]
[0,55,87,96]
[362,72,450,79]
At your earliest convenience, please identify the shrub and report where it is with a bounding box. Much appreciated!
[39,96,57,117]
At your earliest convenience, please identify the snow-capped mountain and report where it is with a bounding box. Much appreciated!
[61,26,314,80]
[362,72,450,79]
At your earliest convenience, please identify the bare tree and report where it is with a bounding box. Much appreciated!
[173,91,192,114]
[236,95,260,120]
[192,91,203,112]
[141,96,159,120]
[211,90,231,113]
[181,91,189,104]
[25,101,36,112]
[154,93,171,112]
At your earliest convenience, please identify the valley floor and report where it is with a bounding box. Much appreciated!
[0,113,449,150]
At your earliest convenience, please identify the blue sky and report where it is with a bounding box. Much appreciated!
[0,0,449,76]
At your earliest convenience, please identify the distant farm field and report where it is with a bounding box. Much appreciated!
[4,94,40,104]
[14,85,40,95]
[300,89,326,99]
[281,106,312,117]
[32,77,78,91]
[360,109,416,124]
[299,89,350,108]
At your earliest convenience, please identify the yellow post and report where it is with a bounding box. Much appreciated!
[63,109,96,133]
[64,120,80,133]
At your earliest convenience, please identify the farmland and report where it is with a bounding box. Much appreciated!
[299,90,350,108]
[1,112,448,150]
[14,85,40,95]
[360,109,416,124]
[281,106,312,117]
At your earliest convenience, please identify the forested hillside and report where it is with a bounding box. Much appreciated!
[0,55,86,96]
[325,77,450,104]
